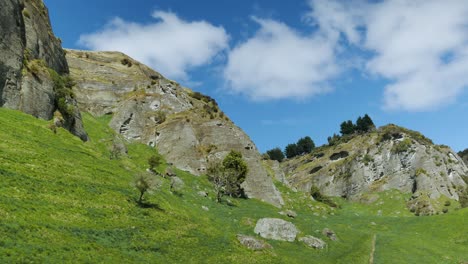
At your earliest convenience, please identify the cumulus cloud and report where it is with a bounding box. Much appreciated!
[79,11,229,80]
[308,0,468,111]
[224,17,338,100]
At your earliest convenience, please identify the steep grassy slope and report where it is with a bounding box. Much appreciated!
[0,108,467,263]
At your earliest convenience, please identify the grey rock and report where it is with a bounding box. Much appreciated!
[322,228,338,241]
[170,176,184,192]
[237,235,272,251]
[254,218,298,242]
[283,126,468,215]
[197,191,208,197]
[165,167,176,177]
[201,206,209,211]
[299,236,327,249]
[66,50,284,207]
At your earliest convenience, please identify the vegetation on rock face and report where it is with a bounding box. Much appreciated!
[48,68,76,117]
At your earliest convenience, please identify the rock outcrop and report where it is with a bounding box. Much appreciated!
[299,236,326,249]
[0,0,87,140]
[254,218,298,242]
[65,50,283,207]
[282,125,468,215]
[458,149,468,166]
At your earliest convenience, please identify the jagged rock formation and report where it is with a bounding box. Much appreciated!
[0,0,87,140]
[458,149,468,166]
[65,49,283,207]
[282,125,468,215]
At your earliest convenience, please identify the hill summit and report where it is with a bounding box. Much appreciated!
[280,124,468,215]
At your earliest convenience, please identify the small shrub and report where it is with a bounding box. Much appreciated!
[444,200,451,206]
[415,168,427,176]
[22,9,30,19]
[310,185,337,207]
[148,155,162,173]
[154,110,166,124]
[48,123,57,134]
[392,138,412,153]
[133,173,161,204]
[362,154,373,165]
[121,58,132,67]
[442,208,448,214]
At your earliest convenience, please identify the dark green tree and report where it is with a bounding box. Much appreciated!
[356,114,375,133]
[266,147,285,162]
[340,120,355,135]
[208,150,248,202]
[285,143,299,159]
[297,136,315,154]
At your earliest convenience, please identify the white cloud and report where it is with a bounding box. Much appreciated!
[224,17,338,100]
[79,11,229,80]
[308,0,468,111]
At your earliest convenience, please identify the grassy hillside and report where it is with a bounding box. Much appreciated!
[0,108,467,263]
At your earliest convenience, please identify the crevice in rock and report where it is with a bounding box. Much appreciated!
[309,166,323,174]
[119,113,133,134]
[330,151,349,161]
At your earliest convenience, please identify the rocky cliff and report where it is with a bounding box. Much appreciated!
[458,149,468,166]
[65,49,284,207]
[282,125,468,215]
[0,0,87,140]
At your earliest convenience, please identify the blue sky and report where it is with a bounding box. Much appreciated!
[44,0,468,152]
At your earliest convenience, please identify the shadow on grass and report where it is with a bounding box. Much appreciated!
[135,200,165,211]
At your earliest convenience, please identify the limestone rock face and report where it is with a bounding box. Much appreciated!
[0,0,87,140]
[254,218,298,242]
[283,125,468,214]
[66,50,283,207]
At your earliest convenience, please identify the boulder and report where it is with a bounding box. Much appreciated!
[254,218,298,242]
[237,235,272,251]
[299,236,327,249]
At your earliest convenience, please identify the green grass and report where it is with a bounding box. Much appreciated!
[0,108,467,263]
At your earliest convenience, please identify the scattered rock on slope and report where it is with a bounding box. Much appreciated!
[254,218,298,242]
[237,235,272,251]
[299,236,327,249]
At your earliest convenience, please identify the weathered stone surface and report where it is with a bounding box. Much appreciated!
[283,125,468,214]
[197,191,208,197]
[66,50,284,207]
[0,0,25,108]
[0,0,87,140]
[299,236,327,249]
[237,235,272,251]
[254,218,298,242]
